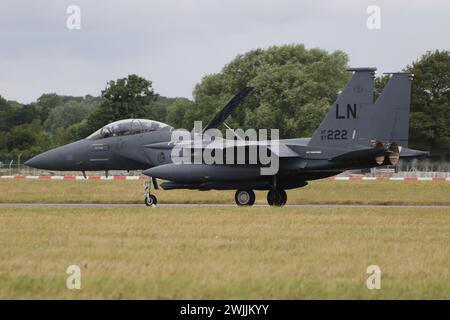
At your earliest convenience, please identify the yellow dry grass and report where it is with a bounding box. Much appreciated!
[0,206,449,299]
[0,179,449,205]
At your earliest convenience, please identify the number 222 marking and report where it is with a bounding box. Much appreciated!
[323,129,348,140]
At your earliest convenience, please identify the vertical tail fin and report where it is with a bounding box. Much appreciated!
[308,68,376,148]
[370,73,413,147]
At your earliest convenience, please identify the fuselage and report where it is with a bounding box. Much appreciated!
[26,122,174,171]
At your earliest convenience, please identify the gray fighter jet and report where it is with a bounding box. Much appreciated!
[26,68,428,206]
[25,87,254,175]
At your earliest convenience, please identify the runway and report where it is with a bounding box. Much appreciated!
[1,202,450,209]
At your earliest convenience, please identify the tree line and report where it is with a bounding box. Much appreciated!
[0,45,449,163]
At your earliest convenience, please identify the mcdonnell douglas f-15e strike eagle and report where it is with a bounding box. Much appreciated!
[25,68,428,206]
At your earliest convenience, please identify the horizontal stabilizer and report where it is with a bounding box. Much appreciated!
[399,147,429,158]
[331,147,388,162]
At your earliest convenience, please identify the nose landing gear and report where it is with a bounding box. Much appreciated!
[145,194,157,206]
[144,177,158,207]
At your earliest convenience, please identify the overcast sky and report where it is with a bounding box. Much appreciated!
[0,0,449,103]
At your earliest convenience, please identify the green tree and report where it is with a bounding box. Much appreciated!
[0,97,40,131]
[44,100,97,134]
[407,50,450,150]
[4,120,53,160]
[0,96,13,132]
[37,93,62,109]
[184,44,350,137]
[36,93,63,122]
[374,74,390,100]
[58,120,92,145]
[151,96,177,122]
[86,74,158,131]
[166,98,196,129]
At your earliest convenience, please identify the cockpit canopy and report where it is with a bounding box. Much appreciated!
[86,119,171,140]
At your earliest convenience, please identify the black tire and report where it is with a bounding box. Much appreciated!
[280,189,287,205]
[235,189,255,206]
[267,189,286,207]
[144,194,157,206]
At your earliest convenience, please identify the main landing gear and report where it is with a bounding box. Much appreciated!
[234,188,287,207]
[144,177,158,207]
[235,190,256,206]
[144,176,288,207]
[267,188,287,206]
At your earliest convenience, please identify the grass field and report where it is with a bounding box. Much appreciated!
[0,206,449,299]
[0,180,449,299]
[1,179,450,205]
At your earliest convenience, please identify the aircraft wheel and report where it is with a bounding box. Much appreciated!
[145,194,157,207]
[280,189,287,205]
[267,189,286,207]
[235,189,255,206]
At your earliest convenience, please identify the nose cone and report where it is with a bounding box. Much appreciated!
[25,148,66,170]
[25,141,83,171]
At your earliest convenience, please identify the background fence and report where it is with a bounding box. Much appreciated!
[2,159,450,178]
